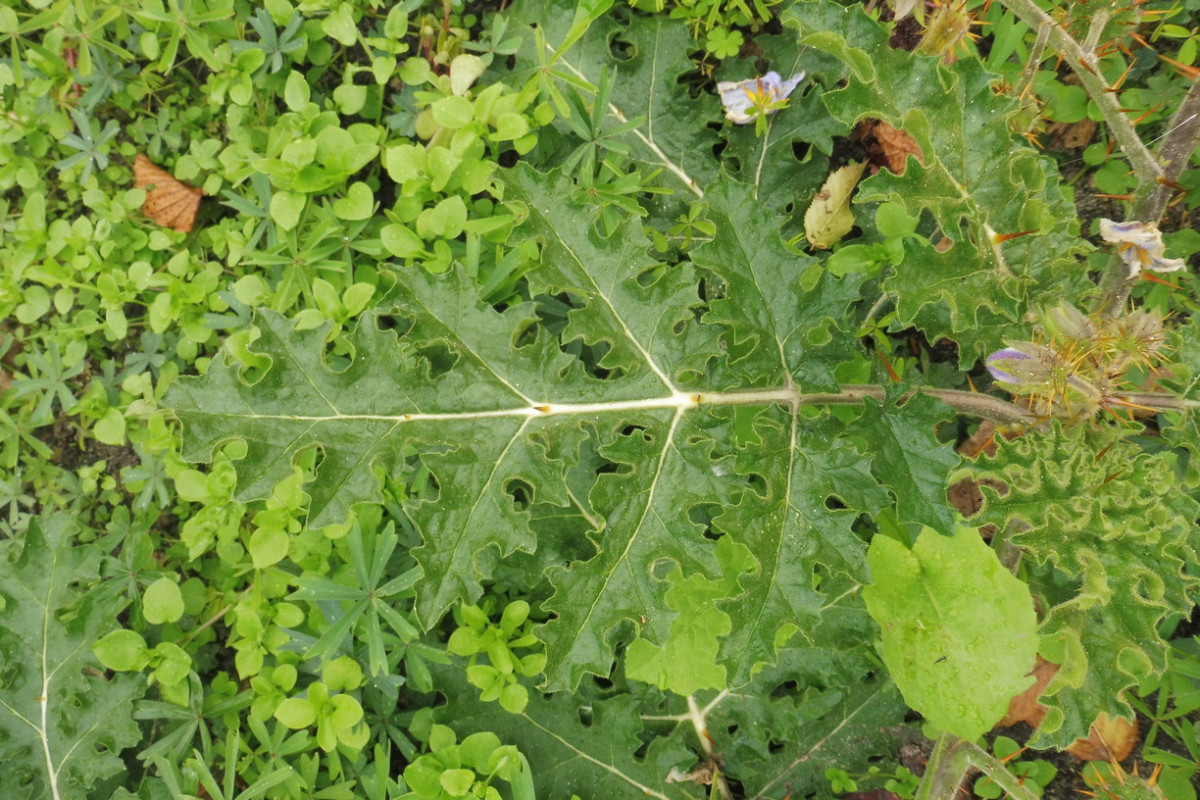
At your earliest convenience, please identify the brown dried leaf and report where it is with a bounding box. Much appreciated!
[1066,713,1139,762]
[858,119,924,175]
[1044,118,1097,150]
[999,655,1058,728]
[133,155,203,232]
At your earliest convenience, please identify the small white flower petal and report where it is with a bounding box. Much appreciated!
[1098,218,1187,277]
[716,71,806,125]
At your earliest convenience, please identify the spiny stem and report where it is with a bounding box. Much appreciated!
[999,0,1160,193]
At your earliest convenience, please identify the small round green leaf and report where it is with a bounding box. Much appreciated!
[381,222,425,257]
[431,95,474,129]
[93,629,149,671]
[249,527,289,570]
[274,697,317,729]
[143,577,184,625]
[321,3,357,46]
[440,768,477,797]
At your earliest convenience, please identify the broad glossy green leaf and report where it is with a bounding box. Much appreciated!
[0,516,143,798]
[863,525,1038,741]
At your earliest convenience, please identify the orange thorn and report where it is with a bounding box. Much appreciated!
[992,229,1038,243]
[1141,272,1182,289]
[1129,31,1153,49]
[878,350,901,383]
[1103,60,1134,92]
[1158,52,1200,81]
[1131,103,1164,125]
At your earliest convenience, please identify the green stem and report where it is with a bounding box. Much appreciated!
[806,385,1199,425]
[917,733,1043,800]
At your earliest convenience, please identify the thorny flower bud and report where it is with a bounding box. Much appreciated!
[989,305,1171,421]
[1099,308,1167,373]
[1041,303,1096,348]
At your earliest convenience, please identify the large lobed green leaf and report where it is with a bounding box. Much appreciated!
[0,515,143,798]
[958,425,1200,747]
[165,165,956,694]
[783,1,1092,363]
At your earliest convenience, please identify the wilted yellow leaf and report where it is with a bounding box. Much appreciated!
[804,161,866,250]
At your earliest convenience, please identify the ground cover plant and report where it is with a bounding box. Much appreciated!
[2,0,1200,798]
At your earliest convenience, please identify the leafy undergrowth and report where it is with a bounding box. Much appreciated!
[2,0,1199,799]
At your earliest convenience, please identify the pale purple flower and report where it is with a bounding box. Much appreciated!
[986,347,1035,386]
[717,71,806,125]
[1098,219,1187,278]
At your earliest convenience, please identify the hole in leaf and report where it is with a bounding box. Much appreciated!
[609,31,635,61]
[592,674,613,690]
[824,495,846,510]
[687,503,718,530]
[595,459,620,475]
[767,740,785,754]
[505,478,533,511]
[415,342,457,379]
[322,339,354,372]
[375,313,413,336]
[402,451,443,503]
[791,141,811,162]
[239,363,268,384]
[770,680,798,699]
[745,472,766,497]
[577,706,593,727]
[512,321,537,349]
